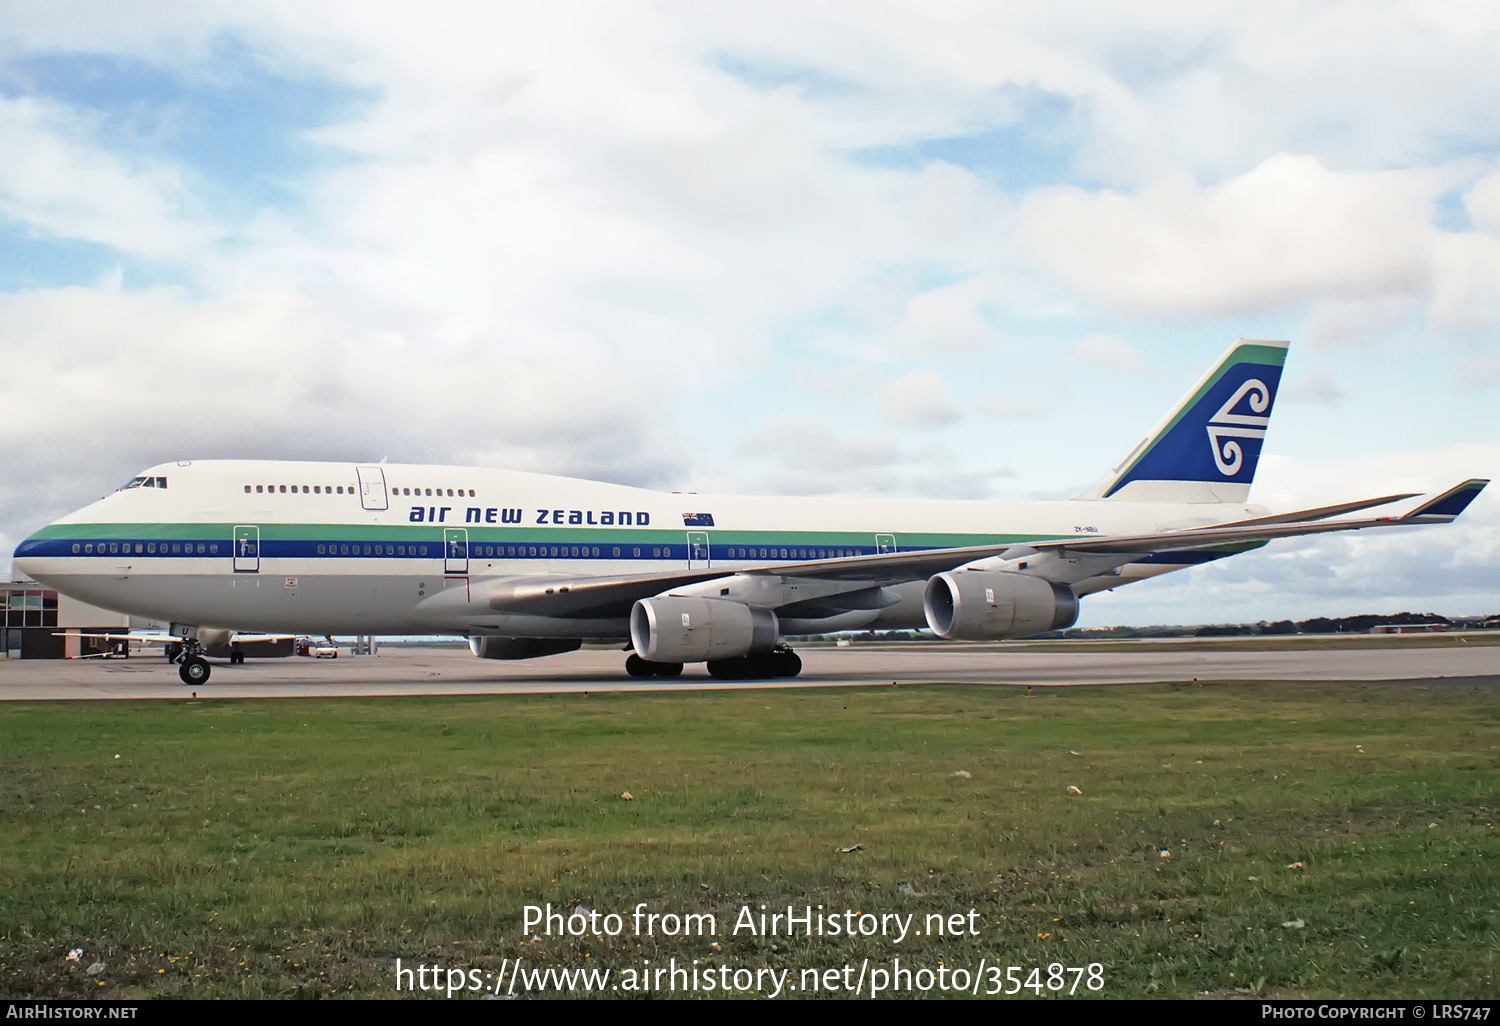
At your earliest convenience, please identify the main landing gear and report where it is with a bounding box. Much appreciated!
[625,654,684,678]
[706,645,802,680]
[623,646,804,680]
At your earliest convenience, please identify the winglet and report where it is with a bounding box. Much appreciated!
[1398,479,1489,523]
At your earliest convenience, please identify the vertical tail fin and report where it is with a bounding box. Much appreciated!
[1081,339,1289,504]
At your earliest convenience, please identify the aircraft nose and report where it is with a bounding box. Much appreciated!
[11,529,50,579]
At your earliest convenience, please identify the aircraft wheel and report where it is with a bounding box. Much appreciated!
[179,657,211,686]
[771,649,802,678]
[626,655,684,678]
[229,650,245,665]
[708,656,764,680]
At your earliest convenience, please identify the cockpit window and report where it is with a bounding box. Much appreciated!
[119,475,168,490]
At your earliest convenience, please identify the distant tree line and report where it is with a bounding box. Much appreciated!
[790,611,1499,643]
[1043,610,1491,640]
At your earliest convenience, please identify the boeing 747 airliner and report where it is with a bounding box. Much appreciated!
[12,340,1487,685]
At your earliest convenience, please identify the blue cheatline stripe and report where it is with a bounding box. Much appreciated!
[16,534,1242,570]
[16,537,879,562]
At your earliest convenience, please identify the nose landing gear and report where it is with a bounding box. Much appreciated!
[171,635,211,685]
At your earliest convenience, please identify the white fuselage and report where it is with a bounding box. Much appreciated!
[14,459,1264,637]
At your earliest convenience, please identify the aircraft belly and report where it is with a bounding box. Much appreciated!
[33,567,633,638]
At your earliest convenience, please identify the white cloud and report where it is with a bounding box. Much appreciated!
[0,97,221,261]
[1284,369,1346,406]
[1017,155,1437,317]
[1429,232,1500,334]
[880,370,961,430]
[1068,333,1150,374]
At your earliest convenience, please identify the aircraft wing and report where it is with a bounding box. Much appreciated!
[1023,478,1487,556]
[482,480,1485,618]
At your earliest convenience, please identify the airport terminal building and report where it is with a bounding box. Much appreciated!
[1,577,127,659]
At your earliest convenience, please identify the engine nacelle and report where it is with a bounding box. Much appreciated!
[630,597,778,663]
[468,637,583,660]
[923,571,1079,640]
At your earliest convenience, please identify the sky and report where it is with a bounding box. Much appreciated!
[1,1,1496,628]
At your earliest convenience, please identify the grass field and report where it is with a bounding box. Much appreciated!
[1,681,1496,999]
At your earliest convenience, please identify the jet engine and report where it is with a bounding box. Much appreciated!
[630,597,778,663]
[923,571,1079,640]
[469,637,583,660]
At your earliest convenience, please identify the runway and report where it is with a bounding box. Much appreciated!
[0,638,1496,700]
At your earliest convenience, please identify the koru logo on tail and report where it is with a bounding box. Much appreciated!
[1206,378,1271,476]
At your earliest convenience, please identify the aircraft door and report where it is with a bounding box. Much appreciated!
[356,466,389,511]
[876,533,897,554]
[687,531,710,569]
[444,527,469,575]
[233,525,260,573]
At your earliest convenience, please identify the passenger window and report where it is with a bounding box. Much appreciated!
[72,543,80,554]
[172,543,181,554]
[419,545,428,556]
[84,544,93,554]
[244,485,251,493]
